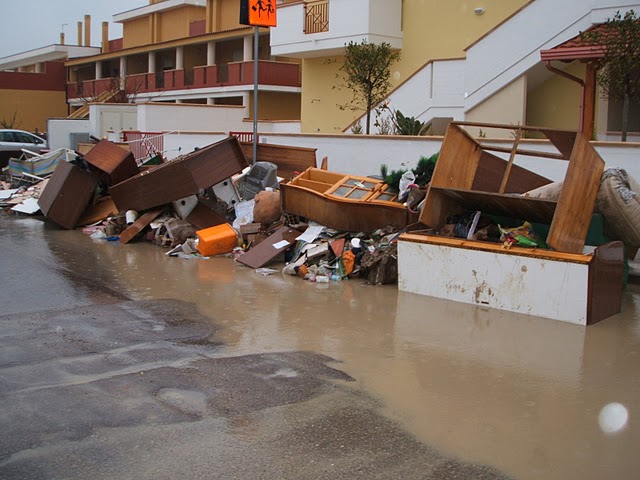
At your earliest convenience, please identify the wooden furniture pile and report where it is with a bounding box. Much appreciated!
[398,122,624,325]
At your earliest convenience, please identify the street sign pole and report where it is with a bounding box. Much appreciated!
[252,25,258,165]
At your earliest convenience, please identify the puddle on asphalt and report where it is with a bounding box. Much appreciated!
[5,216,640,480]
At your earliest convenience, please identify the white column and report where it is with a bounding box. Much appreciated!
[119,57,127,89]
[176,46,184,70]
[207,41,215,66]
[243,92,251,117]
[95,61,102,79]
[243,35,253,61]
[35,63,43,74]
[207,97,215,105]
[148,52,156,73]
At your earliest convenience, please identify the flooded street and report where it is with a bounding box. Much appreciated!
[2,215,639,479]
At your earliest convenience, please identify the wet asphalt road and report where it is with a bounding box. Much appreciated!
[0,215,512,479]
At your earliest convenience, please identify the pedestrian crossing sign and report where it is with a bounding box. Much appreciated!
[248,0,277,27]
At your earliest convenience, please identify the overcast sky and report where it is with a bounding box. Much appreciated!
[0,0,149,59]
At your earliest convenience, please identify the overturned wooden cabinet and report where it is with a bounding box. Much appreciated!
[110,136,248,212]
[398,122,623,325]
[281,167,416,232]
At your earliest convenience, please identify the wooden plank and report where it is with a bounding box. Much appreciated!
[306,168,345,184]
[119,207,165,244]
[296,178,332,193]
[281,180,413,232]
[583,63,597,141]
[587,241,624,324]
[541,129,578,159]
[185,201,227,230]
[399,233,593,264]
[472,150,551,194]
[478,145,565,160]
[416,186,462,230]
[76,196,117,226]
[452,121,576,139]
[419,124,482,227]
[547,133,604,253]
[83,139,139,185]
[236,226,301,269]
[37,161,98,230]
[430,124,481,190]
[499,127,523,194]
[240,142,317,181]
[110,136,248,212]
[432,187,557,224]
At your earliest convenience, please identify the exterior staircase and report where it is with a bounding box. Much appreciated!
[67,89,123,119]
[359,0,640,133]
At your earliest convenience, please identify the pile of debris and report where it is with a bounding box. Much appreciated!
[1,137,412,285]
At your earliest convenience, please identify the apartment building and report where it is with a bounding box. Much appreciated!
[0,44,99,132]
[64,0,301,122]
[271,0,640,140]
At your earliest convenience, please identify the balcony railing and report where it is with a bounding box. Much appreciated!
[67,62,301,99]
[67,78,118,99]
[271,0,402,58]
[305,0,329,34]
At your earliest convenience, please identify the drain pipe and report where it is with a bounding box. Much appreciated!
[544,60,585,132]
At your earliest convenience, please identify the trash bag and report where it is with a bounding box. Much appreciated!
[499,222,547,248]
[341,250,356,276]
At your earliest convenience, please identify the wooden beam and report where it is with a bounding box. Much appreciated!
[498,128,523,194]
[583,62,597,141]
[119,207,165,244]
[478,145,566,160]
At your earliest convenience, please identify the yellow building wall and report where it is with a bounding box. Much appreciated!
[123,17,150,48]
[122,6,205,48]
[302,0,529,133]
[249,92,301,121]
[526,62,583,132]
[0,90,67,133]
[466,76,527,138]
[158,7,204,42]
[219,0,241,31]
[302,57,359,133]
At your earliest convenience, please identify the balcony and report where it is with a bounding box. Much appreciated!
[67,61,301,99]
[67,78,118,100]
[270,0,403,58]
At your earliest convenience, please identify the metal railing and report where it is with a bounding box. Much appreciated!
[123,131,165,162]
[305,0,329,34]
[229,131,257,143]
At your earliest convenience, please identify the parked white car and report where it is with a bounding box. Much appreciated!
[0,129,48,167]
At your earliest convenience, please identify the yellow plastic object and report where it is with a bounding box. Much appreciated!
[196,223,238,256]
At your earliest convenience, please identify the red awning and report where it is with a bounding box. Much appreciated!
[540,24,607,61]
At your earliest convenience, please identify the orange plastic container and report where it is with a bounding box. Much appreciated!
[196,223,238,256]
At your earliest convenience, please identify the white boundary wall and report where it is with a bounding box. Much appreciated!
[257,133,640,182]
[46,118,91,151]
[137,103,246,132]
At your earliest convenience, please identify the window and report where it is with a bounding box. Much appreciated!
[607,97,640,133]
[15,132,40,144]
[0,131,15,142]
[325,175,397,203]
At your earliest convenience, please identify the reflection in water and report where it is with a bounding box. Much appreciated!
[7,216,640,480]
[598,402,629,434]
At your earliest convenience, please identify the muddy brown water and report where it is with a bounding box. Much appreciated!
[3,216,640,479]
